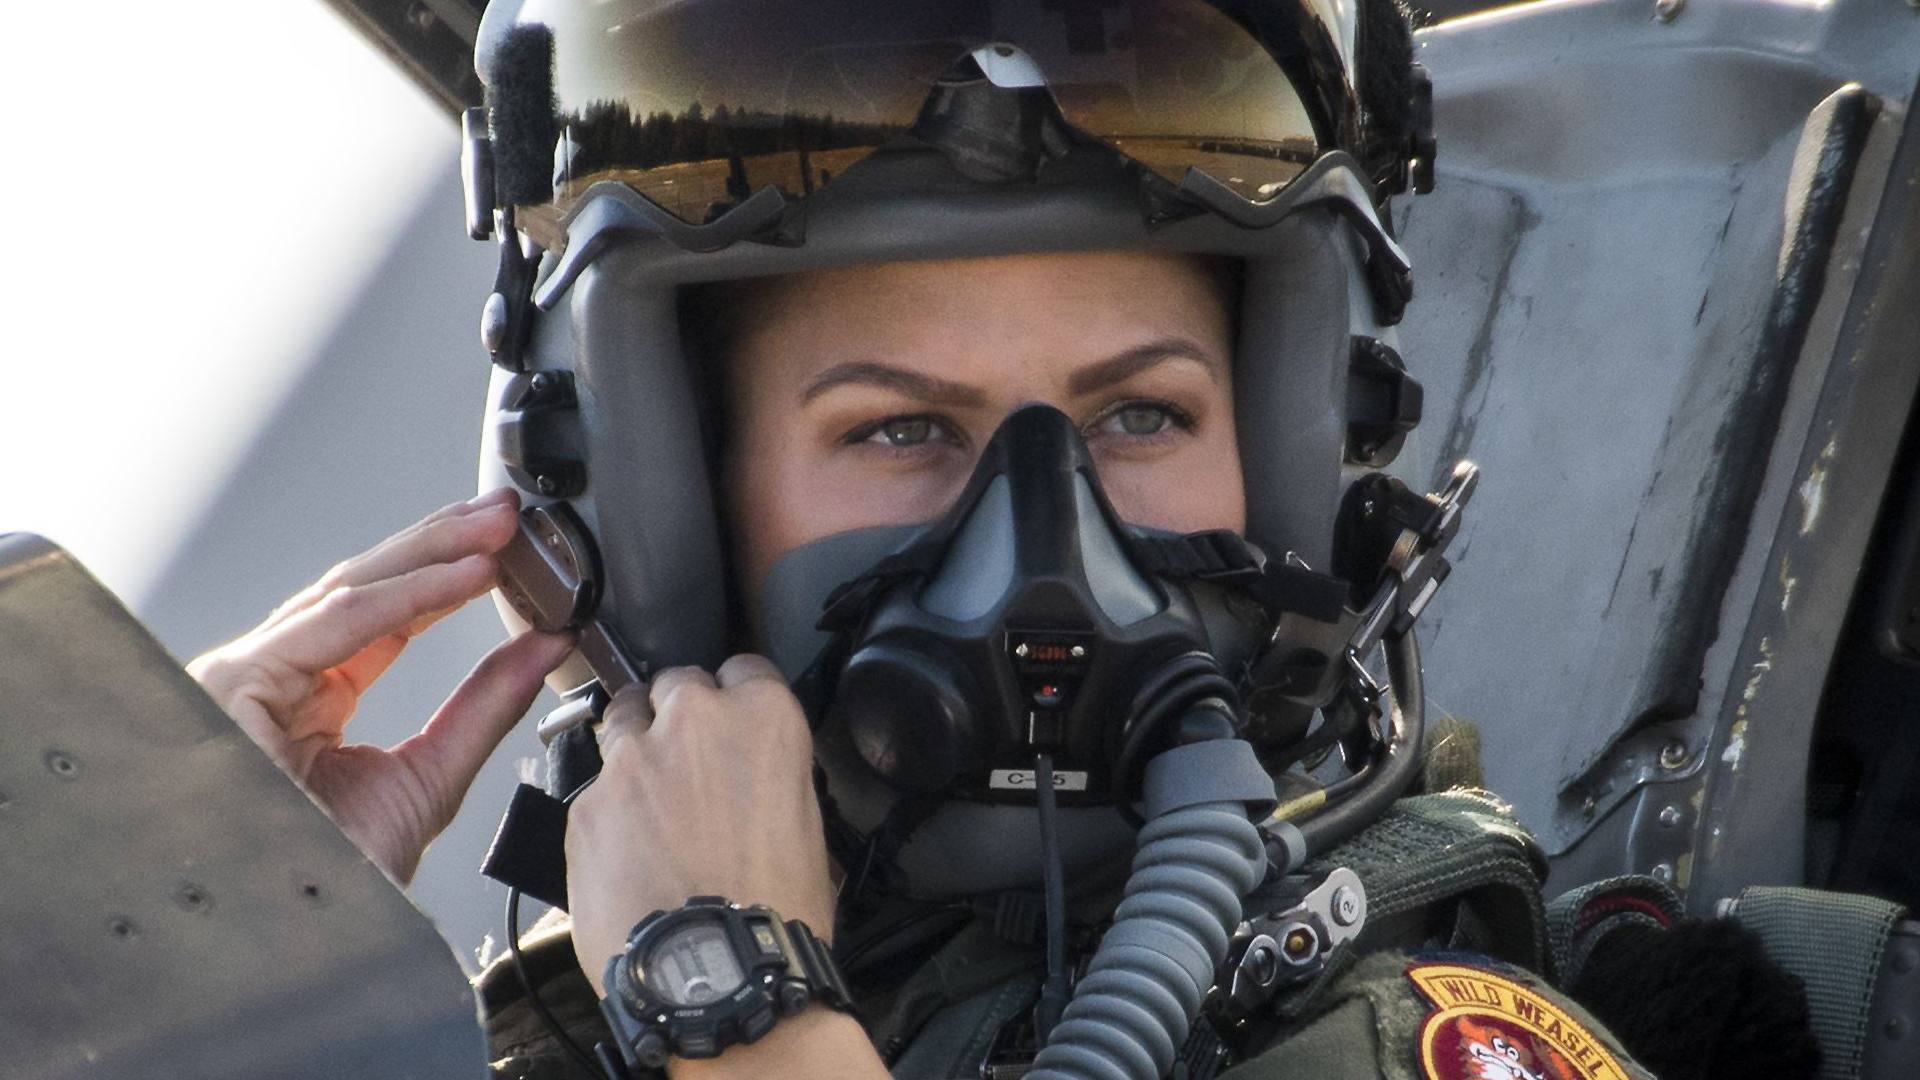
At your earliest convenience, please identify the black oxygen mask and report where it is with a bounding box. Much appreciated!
[817,404,1244,809]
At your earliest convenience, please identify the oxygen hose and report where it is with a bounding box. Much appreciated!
[1026,631,1426,1080]
[1026,714,1269,1080]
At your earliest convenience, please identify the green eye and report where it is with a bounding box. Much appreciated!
[1110,404,1172,436]
[872,416,936,446]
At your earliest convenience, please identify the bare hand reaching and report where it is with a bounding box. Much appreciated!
[566,655,838,995]
[188,488,574,884]
[564,655,885,1079]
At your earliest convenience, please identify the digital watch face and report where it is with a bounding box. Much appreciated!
[644,921,747,1006]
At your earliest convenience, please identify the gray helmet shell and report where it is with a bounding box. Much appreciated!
[481,143,1411,897]
[483,143,1401,658]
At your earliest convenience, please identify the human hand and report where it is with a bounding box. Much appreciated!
[188,488,575,885]
[566,655,836,997]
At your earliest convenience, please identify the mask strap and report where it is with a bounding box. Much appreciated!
[814,538,947,634]
[814,764,870,890]
[823,781,948,918]
[1127,530,1267,584]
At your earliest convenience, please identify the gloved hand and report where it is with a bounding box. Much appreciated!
[188,488,575,884]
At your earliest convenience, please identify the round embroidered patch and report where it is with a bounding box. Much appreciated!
[1406,963,1632,1080]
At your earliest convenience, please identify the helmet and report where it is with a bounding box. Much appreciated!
[470,0,1448,899]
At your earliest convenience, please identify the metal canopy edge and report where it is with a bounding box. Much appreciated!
[0,533,487,1079]
[321,0,485,117]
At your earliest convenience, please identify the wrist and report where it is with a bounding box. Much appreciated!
[573,886,836,997]
[598,897,852,1071]
[663,1006,884,1080]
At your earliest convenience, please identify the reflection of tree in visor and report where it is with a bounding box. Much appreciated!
[511,0,1358,229]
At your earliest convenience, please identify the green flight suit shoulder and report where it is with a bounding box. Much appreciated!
[1223,949,1657,1080]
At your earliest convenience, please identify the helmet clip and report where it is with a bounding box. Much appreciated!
[1249,462,1478,742]
[495,502,649,738]
[1345,336,1424,467]
[461,107,496,241]
[481,216,539,371]
[1342,462,1479,655]
[493,370,584,498]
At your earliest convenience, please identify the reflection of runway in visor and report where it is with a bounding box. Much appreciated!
[516,0,1349,230]
[566,146,879,221]
[569,137,1317,221]
[1105,136,1317,200]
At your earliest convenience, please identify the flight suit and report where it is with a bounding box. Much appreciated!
[478,790,1655,1079]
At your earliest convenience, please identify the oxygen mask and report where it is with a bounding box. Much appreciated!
[798,403,1265,813]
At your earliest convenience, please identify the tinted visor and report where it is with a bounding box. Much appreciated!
[513,0,1358,228]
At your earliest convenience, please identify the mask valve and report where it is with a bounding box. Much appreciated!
[1010,631,1093,751]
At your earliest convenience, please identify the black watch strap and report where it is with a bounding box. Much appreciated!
[599,900,855,1075]
[785,917,853,1011]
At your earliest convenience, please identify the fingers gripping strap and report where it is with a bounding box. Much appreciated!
[1143,740,1278,819]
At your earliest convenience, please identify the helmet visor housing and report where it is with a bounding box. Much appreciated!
[510,0,1360,233]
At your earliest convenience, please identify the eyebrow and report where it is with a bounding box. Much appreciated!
[801,337,1222,407]
[1065,338,1223,396]
[801,361,989,408]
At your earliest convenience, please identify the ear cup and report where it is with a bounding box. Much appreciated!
[563,254,732,672]
[1234,214,1356,572]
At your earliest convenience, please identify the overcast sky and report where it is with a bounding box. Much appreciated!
[0,2,451,604]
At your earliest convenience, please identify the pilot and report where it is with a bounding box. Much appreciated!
[185,2,1819,1078]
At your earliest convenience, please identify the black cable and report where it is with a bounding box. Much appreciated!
[1262,697,1366,774]
[1310,755,1379,805]
[1033,751,1071,1045]
[506,885,607,1077]
[1295,630,1425,858]
[506,775,612,1079]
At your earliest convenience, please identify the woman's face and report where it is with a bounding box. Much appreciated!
[721,250,1245,625]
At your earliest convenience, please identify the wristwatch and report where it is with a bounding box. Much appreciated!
[599,896,852,1068]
